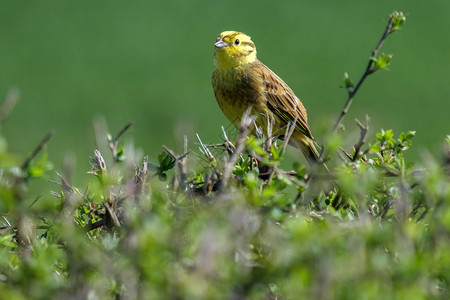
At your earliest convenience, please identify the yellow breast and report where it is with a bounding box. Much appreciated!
[212,64,264,128]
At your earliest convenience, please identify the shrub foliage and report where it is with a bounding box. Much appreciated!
[1,11,450,300]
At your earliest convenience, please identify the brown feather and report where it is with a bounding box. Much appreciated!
[254,60,314,141]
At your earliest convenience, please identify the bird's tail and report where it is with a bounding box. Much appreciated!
[301,139,320,165]
[289,132,329,172]
[302,139,330,174]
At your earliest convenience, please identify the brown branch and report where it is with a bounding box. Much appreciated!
[352,116,370,161]
[105,202,121,228]
[162,145,189,162]
[339,147,353,161]
[84,219,105,232]
[221,126,236,155]
[162,144,189,190]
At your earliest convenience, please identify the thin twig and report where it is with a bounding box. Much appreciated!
[28,195,43,208]
[220,108,256,191]
[162,145,189,162]
[105,201,121,228]
[21,130,55,171]
[281,117,297,155]
[84,219,105,232]
[352,116,370,161]
[221,126,236,155]
[162,145,189,190]
[333,14,395,132]
[196,133,216,161]
[109,122,132,161]
[339,147,353,161]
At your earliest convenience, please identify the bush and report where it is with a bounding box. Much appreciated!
[1,11,449,300]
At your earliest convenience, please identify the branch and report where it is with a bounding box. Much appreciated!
[21,130,55,172]
[352,116,370,161]
[84,219,105,232]
[333,13,398,132]
[196,133,216,162]
[108,122,132,161]
[162,144,189,190]
[220,108,256,191]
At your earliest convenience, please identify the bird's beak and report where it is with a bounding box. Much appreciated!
[214,39,228,48]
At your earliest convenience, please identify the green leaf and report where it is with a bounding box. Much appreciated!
[384,129,394,140]
[246,136,267,156]
[27,151,53,179]
[157,151,175,172]
[373,53,393,70]
[370,143,382,153]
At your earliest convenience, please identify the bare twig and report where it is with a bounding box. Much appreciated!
[281,117,298,155]
[339,147,353,161]
[352,116,370,161]
[89,149,107,176]
[162,145,189,162]
[196,133,216,162]
[105,201,121,228]
[162,145,189,190]
[220,108,256,191]
[221,126,236,156]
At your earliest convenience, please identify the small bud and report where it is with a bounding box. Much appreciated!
[343,72,355,93]
[391,11,406,32]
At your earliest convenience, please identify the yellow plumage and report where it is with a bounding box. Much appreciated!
[212,31,320,165]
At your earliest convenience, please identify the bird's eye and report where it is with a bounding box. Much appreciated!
[235,39,240,45]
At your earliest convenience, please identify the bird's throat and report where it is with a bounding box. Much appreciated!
[214,49,256,70]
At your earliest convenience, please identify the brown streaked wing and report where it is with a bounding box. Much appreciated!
[256,61,314,140]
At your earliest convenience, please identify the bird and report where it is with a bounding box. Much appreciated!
[212,31,321,165]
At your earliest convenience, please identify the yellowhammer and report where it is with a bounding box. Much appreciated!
[212,31,320,165]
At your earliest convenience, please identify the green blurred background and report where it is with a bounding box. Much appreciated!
[0,0,448,181]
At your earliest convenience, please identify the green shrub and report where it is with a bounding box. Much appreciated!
[1,11,449,300]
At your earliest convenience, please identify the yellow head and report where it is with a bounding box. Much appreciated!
[214,31,257,69]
